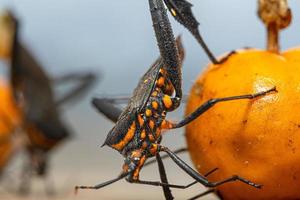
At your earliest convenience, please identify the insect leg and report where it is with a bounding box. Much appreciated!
[145,147,187,166]
[161,146,262,188]
[55,72,97,106]
[169,87,276,129]
[156,153,174,200]
[126,177,198,189]
[92,97,123,123]
[75,172,130,193]
[149,0,182,103]
[163,0,218,64]
[126,157,219,190]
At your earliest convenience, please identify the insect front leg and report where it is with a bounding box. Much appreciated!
[163,0,219,64]
[163,87,277,129]
[148,0,182,104]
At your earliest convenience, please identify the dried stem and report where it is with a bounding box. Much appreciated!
[267,23,279,53]
[258,0,292,53]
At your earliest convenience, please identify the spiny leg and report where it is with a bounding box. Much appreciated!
[167,87,277,129]
[125,161,219,190]
[149,0,182,104]
[75,172,130,193]
[156,153,174,200]
[126,177,198,189]
[163,0,219,64]
[161,146,262,188]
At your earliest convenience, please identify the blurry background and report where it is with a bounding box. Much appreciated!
[0,0,299,200]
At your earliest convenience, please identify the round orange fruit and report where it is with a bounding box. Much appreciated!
[185,49,300,200]
[0,79,21,171]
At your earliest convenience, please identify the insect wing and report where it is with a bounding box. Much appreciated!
[119,59,163,120]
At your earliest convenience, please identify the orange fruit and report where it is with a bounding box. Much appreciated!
[0,79,21,170]
[185,48,300,199]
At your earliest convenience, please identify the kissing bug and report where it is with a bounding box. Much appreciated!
[76,0,276,199]
[0,10,97,194]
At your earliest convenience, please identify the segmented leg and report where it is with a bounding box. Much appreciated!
[125,167,219,190]
[156,153,174,200]
[163,0,219,64]
[166,87,276,129]
[75,172,130,192]
[161,146,262,188]
[149,0,182,103]
[145,147,187,166]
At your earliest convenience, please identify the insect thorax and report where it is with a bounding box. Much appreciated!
[105,68,176,159]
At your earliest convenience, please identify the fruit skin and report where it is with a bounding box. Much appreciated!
[0,79,21,171]
[185,49,300,200]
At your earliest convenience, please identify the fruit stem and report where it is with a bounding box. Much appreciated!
[258,0,292,53]
[267,23,279,53]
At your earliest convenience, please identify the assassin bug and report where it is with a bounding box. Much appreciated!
[76,0,276,199]
[0,10,97,194]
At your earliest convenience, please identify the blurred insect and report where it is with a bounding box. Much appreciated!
[0,81,22,178]
[0,10,97,194]
[76,0,276,199]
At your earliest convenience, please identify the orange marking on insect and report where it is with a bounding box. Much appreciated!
[150,144,159,155]
[171,9,177,16]
[152,91,158,97]
[151,101,159,110]
[131,150,142,158]
[122,163,129,172]
[112,122,136,150]
[163,95,173,109]
[159,68,166,75]
[140,129,146,139]
[142,141,148,149]
[138,114,144,126]
[149,120,155,130]
[165,82,175,95]
[133,155,146,180]
[157,77,165,87]
[148,134,155,142]
[145,109,152,117]
[161,120,173,129]
[156,128,161,138]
